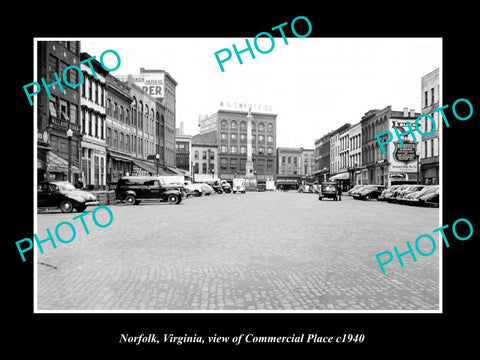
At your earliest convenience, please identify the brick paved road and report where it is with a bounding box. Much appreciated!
[36,192,440,311]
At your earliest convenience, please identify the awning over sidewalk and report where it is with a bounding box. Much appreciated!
[329,172,350,181]
[45,151,80,173]
[131,159,170,175]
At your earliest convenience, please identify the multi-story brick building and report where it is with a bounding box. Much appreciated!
[313,133,331,183]
[360,106,420,186]
[80,52,108,189]
[104,74,133,183]
[348,122,362,185]
[37,41,82,184]
[419,68,440,185]
[191,130,218,181]
[197,109,277,184]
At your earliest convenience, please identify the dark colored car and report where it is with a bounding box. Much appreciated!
[318,181,339,201]
[418,188,439,207]
[257,183,266,192]
[37,181,98,213]
[352,185,368,199]
[115,176,184,205]
[357,185,386,200]
[221,182,232,193]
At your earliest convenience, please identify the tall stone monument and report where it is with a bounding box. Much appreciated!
[245,107,257,191]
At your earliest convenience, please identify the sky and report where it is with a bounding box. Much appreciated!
[78,37,441,149]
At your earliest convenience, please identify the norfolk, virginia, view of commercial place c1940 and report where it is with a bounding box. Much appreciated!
[33,37,442,312]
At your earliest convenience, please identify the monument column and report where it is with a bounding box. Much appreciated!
[245,107,257,191]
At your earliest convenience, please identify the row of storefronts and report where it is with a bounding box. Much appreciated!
[36,41,184,189]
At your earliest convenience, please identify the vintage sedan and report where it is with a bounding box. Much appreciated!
[37,181,98,213]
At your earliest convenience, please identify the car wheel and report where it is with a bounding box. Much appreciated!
[75,204,87,212]
[318,197,322,201]
[365,195,371,201]
[60,200,74,213]
[168,194,179,204]
[125,194,136,205]
[194,190,201,197]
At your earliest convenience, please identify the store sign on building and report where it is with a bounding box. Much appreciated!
[388,118,418,173]
[219,100,273,113]
[117,73,165,98]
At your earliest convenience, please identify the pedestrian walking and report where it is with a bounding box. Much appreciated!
[337,182,342,201]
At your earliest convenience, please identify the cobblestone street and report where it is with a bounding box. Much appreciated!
[36,192,440,311]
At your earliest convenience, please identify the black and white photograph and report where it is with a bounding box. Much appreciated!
[32,37,442,312]
[7,5,478,356]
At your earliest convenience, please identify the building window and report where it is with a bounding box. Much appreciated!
[258,147,264,155]
[119,132,124,149]
[95,82,99,103]
[424,91,428,107]
[202,151,207,160]
[258,159,265,173]
[210,151,215,160]
[267,135,273,143]
[220,145,227,153]
[194,163,199,174]
[231,133,237,141]
[231,121,237,130]
[240,134,246,142]
[431,88,435,104]
[240,121,247,131]
[267,159,274,172]
[230,158,237,171]
[240,146,246,154]
[431,139,434,157]
[240,158,246,171]
[252,134,256,144]
[294,157,297,165]
[252,146,256,154]
[106,127,111,146]
[221,132,227,141]
[267,147,273,155]
[288,157,291,164]
[125,135,129,152]
[202,163,207,174]
[267,123,273,132]
[258,122,265,132]
[70,104,77,124]
[220,158,228,170]
[258,135,264,143]
[88,112,92,136]
[282,156,285,164]
[221,120,227,130]
[113,130,118,148]
[88,78,92,100]
[251,122,256,133]
[194,151,199,159]
[95,115,99,138]
[231,145,237,153]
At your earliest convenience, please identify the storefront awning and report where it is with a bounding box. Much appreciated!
[166,166,187,175]
[46,151,80,173]
[329,172,350,181]
[131,159,172,175]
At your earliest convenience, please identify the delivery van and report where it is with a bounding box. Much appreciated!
[232,178,246,193]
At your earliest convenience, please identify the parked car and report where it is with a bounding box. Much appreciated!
[318,181,339,201]
[183,181,204,197]
[387,185,412,203]
[395,185,426,203]
[220,180,232,193]
[417,187,439,207]
[404,185,439,206]
[232,178,246,193]
[351,185,368,199]
[116,176,183,205]
[378,185,401,201]
[257,183,266,192]
[357,185,386,200]
[347,185,363,196]
[200,183,215,195]
[37,181,98,213]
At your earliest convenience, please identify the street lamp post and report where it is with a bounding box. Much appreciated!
[155,153,160,176]
[66,128,73,183]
